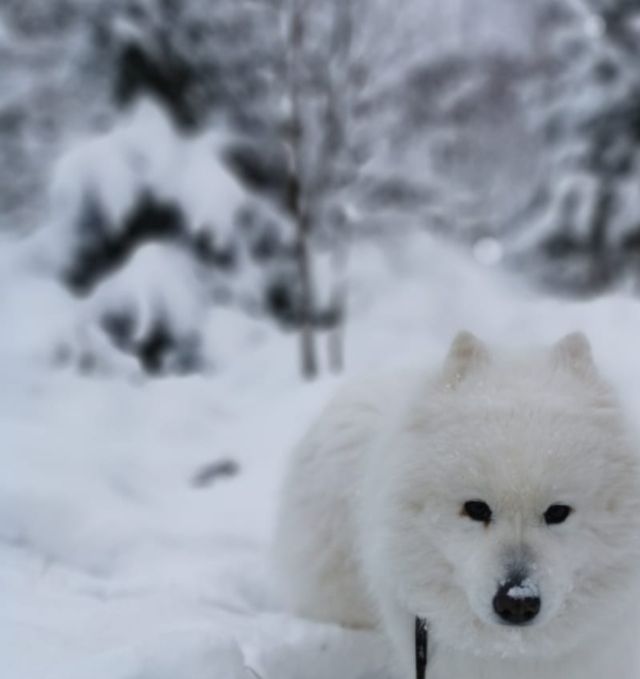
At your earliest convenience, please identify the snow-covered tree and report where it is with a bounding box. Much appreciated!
[0,0,111,234]
[517,0,640,292]
[266,0,542,375]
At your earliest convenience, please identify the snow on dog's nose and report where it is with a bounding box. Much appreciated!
[493,577,541,625]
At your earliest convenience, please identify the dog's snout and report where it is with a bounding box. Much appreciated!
[493,578,541,625]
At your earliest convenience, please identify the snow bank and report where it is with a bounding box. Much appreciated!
[0,242,78,368]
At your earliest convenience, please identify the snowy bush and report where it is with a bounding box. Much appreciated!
[44,99,248,288]
[75,243,206,375]
[28,96,302,374]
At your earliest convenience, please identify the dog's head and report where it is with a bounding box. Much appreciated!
[370,332,640,657]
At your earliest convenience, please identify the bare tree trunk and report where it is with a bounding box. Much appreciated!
[589,177,614,254]
[284,0,318,380]
[321,0,356,374]
[299,243,317,378]
[288,172,318,379]
[327,213,349,373]
[587,175,615,289]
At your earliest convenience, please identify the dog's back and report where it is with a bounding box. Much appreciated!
[272,371,418,628]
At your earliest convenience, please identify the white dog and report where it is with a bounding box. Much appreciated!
[273,332,640,679]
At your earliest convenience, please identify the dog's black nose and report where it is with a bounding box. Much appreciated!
[493,579,541,625]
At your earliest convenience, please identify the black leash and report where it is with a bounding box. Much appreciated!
[415,617,429,679]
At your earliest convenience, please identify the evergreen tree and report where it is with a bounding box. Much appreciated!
[521,0,640,291]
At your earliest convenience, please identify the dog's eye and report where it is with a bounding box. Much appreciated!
[544,504,573,525]
[463,500,492,524]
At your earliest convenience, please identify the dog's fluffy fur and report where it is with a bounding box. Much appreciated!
[273,332,640,679]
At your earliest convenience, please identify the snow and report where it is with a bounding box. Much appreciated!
[506,580,539,601]
[176,129,248,246]
[3,231,640,678]
[0,256,78,368]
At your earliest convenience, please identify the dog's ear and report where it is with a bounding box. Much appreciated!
[551,332,596,380]
[441,331,490,386]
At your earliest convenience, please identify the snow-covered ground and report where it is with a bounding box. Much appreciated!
[3,233,640,678]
